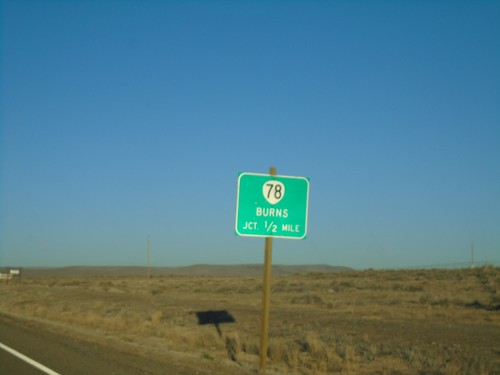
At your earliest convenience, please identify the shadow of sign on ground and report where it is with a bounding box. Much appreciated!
[195,310,236,337]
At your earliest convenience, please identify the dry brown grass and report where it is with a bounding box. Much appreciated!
[0,267,499,374]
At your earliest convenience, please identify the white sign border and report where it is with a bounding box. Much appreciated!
[235,172,310,240]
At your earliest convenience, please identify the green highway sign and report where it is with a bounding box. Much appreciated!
[235,172,310,239]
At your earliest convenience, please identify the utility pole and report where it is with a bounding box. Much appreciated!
[147,235,151,279]
[471,242,475,269]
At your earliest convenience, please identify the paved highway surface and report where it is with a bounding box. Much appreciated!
[0,345,47,375]
[0,314,200,375]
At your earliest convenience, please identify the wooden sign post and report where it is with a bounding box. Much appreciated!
[259,167,275,372]
[235,166,309,373]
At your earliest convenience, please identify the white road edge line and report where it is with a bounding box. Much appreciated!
[0,342,62,375]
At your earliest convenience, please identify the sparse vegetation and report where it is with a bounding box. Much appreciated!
[0,267,499,374]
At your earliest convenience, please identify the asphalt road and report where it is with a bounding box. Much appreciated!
[0,314,196,375]
[0,345,47,375]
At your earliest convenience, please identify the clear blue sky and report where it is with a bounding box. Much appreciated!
[1,1,499,269]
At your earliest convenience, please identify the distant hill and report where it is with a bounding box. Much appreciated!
[19,264,353,278]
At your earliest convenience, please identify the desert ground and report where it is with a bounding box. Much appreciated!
[1,265,499,374]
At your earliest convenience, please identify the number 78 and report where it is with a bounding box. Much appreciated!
[265,183,283,200]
